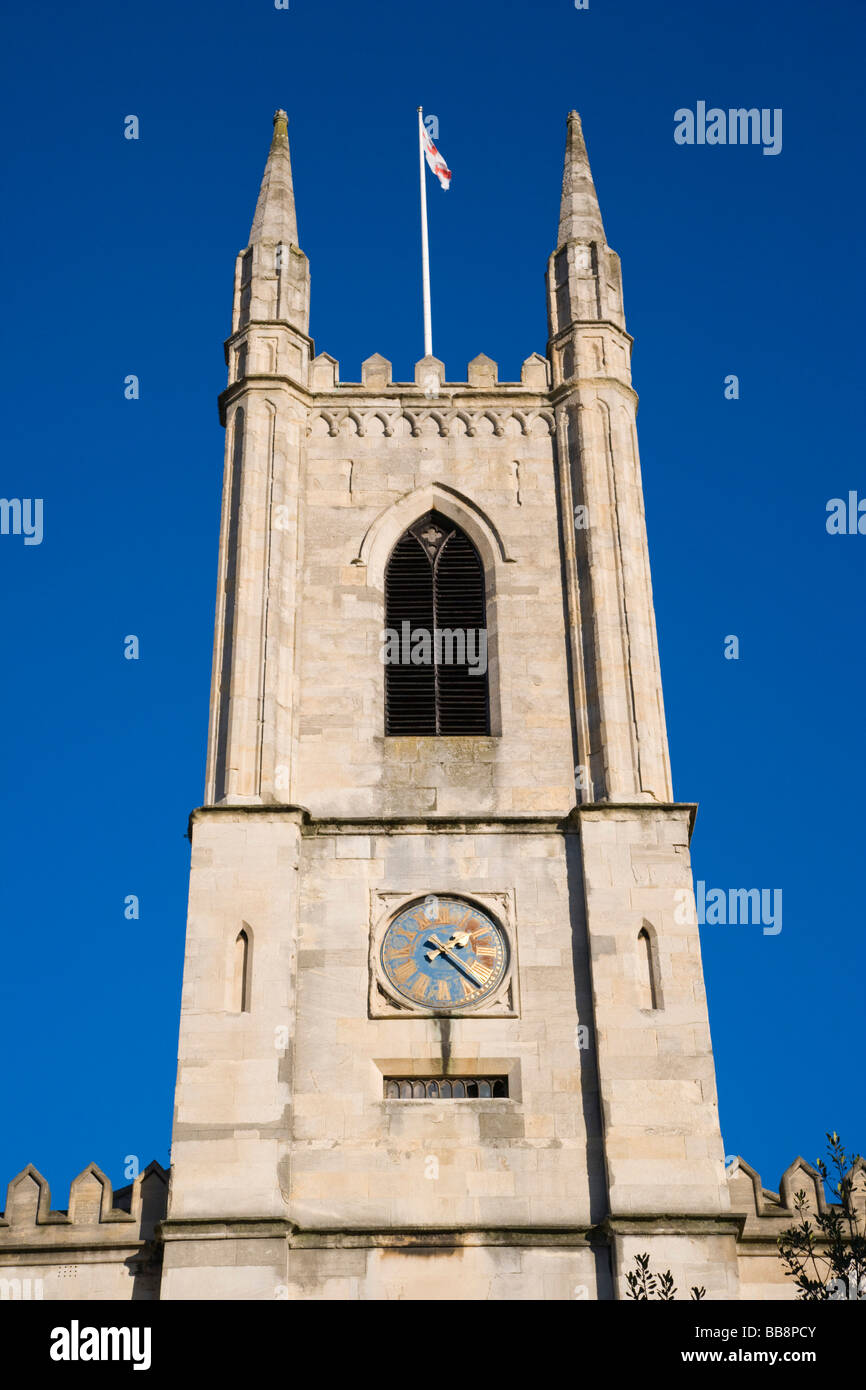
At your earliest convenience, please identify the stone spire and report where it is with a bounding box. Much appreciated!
[546,110,624,357]
[557,110,605,248]
[230,109,310,340]
[546,109,672,810]
[250,109,300,248]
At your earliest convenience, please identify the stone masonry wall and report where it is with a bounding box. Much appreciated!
[293,359,575,821]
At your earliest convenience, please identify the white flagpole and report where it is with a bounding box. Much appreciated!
[417,106,433,358]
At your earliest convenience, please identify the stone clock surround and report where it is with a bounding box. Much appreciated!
[369,887,519,1018]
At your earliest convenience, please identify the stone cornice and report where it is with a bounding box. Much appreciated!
[551,377,639,408]
[218,375,312,424]
[306,816,571,836]
[156,1215,748,1248]
[217,381,562,436]
[223,323,316,354]
[548,318,635,348]
[188,805,572,837]
[189,803,698,838]
[601,1214,742,1238]
[291,1227,602,1249]
[0,1238,151,1260]
[159,1217,601,1248]
[575,801,699,839]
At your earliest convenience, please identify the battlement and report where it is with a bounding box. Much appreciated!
[729,1154,866,1230]
[3,1151,861,1300]
[309,351,552,394]
[306,350,557,443]
[0,1162,167,1262]
[217,348,569,430]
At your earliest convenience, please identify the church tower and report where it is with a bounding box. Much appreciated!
[159,110,741,1300]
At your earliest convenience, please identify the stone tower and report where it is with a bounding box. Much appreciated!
[159,109,741,1300]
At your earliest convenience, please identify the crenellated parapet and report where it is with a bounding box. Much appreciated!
[0,1161,168,1300]
[308,350,551,394]
[302,352,555,437]
[221,348,555,424]
[729,1153,866,1228]
[726,1154,866,1299]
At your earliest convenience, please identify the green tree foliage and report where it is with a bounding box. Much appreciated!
[777,1133,866,1300]
[625,1252,705,1301]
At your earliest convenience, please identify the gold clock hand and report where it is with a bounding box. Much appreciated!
[425,932,463,961]
[424,931,469,961]
[424,936,484,987]
[443,947,484,987]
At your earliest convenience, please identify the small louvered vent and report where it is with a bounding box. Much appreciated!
[384,1076,508,1099]
[384,512,490,736]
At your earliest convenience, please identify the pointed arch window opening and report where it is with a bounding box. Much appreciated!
[637,925,661,1012]
[384,511,490,737]
[233,928,252,1014]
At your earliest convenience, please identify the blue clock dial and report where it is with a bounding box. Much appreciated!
[381,896,507,1010]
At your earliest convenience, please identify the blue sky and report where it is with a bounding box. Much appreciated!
[1,0,863,1209]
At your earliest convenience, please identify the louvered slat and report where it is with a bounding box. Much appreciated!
[434,530,489,734]
[384,513,490,736]
[385,531,436,734]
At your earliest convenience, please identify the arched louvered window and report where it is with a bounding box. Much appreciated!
[384,511,489,735]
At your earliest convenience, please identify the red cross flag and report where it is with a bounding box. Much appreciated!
[422,123,452,190]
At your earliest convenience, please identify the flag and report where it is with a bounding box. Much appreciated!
[422,124,452,190]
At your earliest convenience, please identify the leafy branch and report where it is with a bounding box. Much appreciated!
[625,1252,705,1301]
[777,1132,866,1300]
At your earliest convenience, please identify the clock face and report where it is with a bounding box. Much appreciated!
[381,896,508,1011]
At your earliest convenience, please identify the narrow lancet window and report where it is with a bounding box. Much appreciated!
[637,925,659,1010]
[233,928,251,1013]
